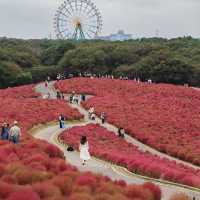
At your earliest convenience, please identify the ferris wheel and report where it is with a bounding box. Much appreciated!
[54,0,103,40]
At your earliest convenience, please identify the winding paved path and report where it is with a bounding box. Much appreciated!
[38,82,200,170]
[33,82,200,200]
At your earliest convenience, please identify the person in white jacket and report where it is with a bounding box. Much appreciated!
[9,121,21,144]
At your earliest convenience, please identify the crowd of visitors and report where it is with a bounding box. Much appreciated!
[1,121,21,144]
[46,73,166,86]
[77,72,152,83]
[49,72,191,87]
[56,73,66,81]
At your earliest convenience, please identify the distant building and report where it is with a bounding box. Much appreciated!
[96,30,132,41]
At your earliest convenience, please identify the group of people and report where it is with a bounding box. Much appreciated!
[1,121,21,144]
[77,72,155,84]
[88,108,107,124]
[88,107,106,124]
[77,72,136,81]
[69,92,79,104]
[56,91,65,100]
[56,73,66,81]
[45,73,155,85]
[69,92,86,105]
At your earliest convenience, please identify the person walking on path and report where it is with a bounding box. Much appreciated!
[79,136,91,165]
[56,91,61,100]
[1,123,9,140]
[91,113,96,121]
[9,121,21,144]
[56,74,61,82]
[73,94,79,104]
[88,107,94,119]
[45,80,48,88]
[58,114,65,129]
[100,112,106,124]
[70,91,75,104]
[69,94,73,104]
[47,92,51,99]
[81,94,86,102]
[47,76,51,83]
[61,92,65,100]
[118,127,125,138]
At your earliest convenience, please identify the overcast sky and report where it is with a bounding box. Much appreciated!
[0,0,199,39]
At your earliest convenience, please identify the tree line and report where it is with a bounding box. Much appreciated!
[0,36,199,88]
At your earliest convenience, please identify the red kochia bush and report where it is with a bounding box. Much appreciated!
[44,144,63,158]
[126,185,154,200]
[76,172,98,187]
[32,182,62,199]
[0,181,16,198]
[169,193,190,200]
[143,182,161,200]
[51,175,73,195]
[56,78,200,166]
[0,84,40,98]
[0,97,82,133]
[68,193,93,200]
[114,180,127,187]
[7,187,40,200]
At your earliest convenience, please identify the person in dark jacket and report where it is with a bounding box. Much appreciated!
[1,123,9,140]
[100,112,106,124]
[81,94,86,102]
[118,127,125,138]
[56,91,61,99]
[58,114,65,128]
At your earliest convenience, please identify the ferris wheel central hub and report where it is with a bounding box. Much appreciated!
[73,18,82,27]
[54,0,103,40]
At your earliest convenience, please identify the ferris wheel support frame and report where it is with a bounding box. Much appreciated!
[72,23,85,40]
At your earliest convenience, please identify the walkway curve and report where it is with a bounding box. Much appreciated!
[32,82,200,200]
[31,119,200,200]
[31,121,200,200]
[37,81,200,171]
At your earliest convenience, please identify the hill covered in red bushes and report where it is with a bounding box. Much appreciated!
[0,84,39,98]
[56,78,200,166]
[0,83,161,200]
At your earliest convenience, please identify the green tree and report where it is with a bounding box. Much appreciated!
[41,41,75,65]
[0,61,32,88]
